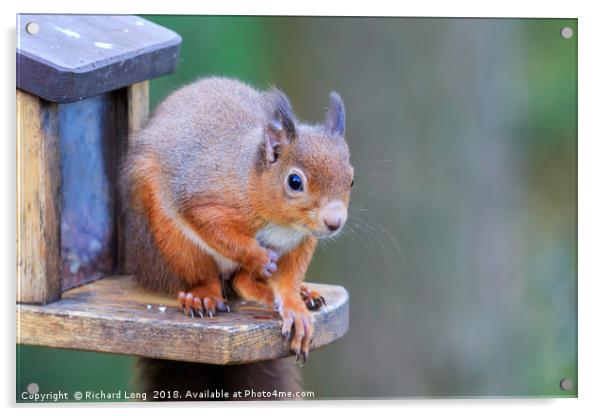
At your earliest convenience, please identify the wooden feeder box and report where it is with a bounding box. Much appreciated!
[16,14,349,364]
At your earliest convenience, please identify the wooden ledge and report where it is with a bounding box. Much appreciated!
[16,276,349,364]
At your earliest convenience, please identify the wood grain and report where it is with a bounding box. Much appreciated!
[115,82,150,272]
[127,81,149,135]
[17,89,62,304]
[16,276,349,364]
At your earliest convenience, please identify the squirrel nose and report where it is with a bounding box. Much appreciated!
[320,201,347,233]
[324,217,342,232]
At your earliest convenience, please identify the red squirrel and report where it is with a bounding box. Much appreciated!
[121,77,353,396]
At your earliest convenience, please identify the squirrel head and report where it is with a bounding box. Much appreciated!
[251,89,354,238]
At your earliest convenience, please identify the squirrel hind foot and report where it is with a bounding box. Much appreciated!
[178,291,230,318]
[300,285,326,311]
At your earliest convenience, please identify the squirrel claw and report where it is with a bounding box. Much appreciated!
[216,299,230,313]
[294,349,307,367]
[177,291,226,319]
[263,262,277,276]
[301,350,308,366]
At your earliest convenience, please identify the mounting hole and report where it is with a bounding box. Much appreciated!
[25,22,39,35]
[559,378,573,391]
[560,26,573,39]
[27,382,39,394]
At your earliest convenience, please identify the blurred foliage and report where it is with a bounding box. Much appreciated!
[17,17,576,400]
[17,346,133,402]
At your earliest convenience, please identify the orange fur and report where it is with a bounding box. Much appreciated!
[131,158,218,288]
[180,198,271,275]
[270,238,317,301]
[231,271,274,306]
[267,238,317,357]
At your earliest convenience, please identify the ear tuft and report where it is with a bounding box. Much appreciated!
[264,88,297,164]
[324,91,345,137]
[271,88,296,139]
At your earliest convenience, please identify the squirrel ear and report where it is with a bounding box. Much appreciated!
[324,91,345,137]
[265,88,296,164]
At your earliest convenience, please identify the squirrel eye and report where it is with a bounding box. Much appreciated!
[287,173,304,192]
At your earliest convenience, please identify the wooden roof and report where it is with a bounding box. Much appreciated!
[17,15,181,103]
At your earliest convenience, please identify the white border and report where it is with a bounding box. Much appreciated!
[2,1,601,415]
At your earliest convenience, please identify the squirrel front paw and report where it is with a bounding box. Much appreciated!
[278,298,315,365]
[247,247,279,278]
[263,249,279,277]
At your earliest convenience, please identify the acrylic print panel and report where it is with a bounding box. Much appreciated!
[17,16,576,401]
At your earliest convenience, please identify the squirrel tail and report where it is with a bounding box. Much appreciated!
[136,357,301,401]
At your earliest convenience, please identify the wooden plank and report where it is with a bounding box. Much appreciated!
[16,276,349,364]
[127,81,150,135]
[16,89,62,304]
[114,88,129,274]
[115,82,150,272]
[17,15,181,103]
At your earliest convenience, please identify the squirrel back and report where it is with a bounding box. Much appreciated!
[138,77,266,203]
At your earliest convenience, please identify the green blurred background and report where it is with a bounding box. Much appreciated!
[17,16,577,400]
